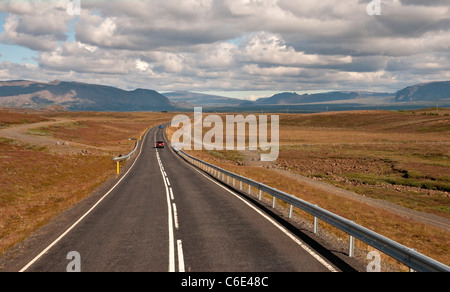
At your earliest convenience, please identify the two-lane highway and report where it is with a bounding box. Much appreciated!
[18,125,341,272]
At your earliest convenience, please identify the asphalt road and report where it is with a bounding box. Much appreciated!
[12,125,348,272]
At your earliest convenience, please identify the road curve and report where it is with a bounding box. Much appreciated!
[11,125,348,272]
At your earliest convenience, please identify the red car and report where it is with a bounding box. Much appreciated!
[155,141,165,148]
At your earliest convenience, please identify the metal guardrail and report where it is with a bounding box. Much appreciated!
[112,138,139,162]
[172,145,450,272]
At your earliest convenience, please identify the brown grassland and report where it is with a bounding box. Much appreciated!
[0,108,174,254]
[167,108,450,271]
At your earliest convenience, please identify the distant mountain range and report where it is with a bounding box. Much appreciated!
[0,80,448,112]
[246,91,392,105]
[165,81,449,110]
[395,81,450,102]
[0,80,175,111]
[244,81,449,106]
[164,91,243,108]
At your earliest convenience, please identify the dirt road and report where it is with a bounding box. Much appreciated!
[274,168,450,232]
[238,149,450,232]
[0,119,113,155]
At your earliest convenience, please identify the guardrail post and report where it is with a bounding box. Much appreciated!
[289,205,293,219]
[240,181,243,191]
[349,235,354,257]
[248,185,251,195]
[259,189,262,201]
[272,197,276,208]
[313,204,319,234]
[314,216,318,234]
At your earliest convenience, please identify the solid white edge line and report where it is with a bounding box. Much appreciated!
[20,127,153,272]
[176,151,338,272]
[177,240,185,272]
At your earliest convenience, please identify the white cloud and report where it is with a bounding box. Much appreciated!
[0,14,60,51]
[0,1,74,51]
[38,42,135,74]
[240,32,352,66]
[77,41,97,53]
[135,59,150,72]
[243,64,302,77]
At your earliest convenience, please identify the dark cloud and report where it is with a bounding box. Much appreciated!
[399,0,450,6]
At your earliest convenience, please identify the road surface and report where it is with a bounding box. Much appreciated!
[9,125,352,272]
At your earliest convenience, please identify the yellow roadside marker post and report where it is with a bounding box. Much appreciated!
[117,161,120,175]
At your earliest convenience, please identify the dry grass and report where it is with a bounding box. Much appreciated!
[0,137,112,253]
[38,111,175,153]
[0,109,50,128]
[276,110,450,219]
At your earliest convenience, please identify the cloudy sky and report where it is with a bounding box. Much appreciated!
[0,0,449,99]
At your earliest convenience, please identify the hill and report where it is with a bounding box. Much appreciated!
[253,91,367,105]
[395,81,450,102]
[242,91,394,112]
[164,91,243,108]
[0,80,175,112]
